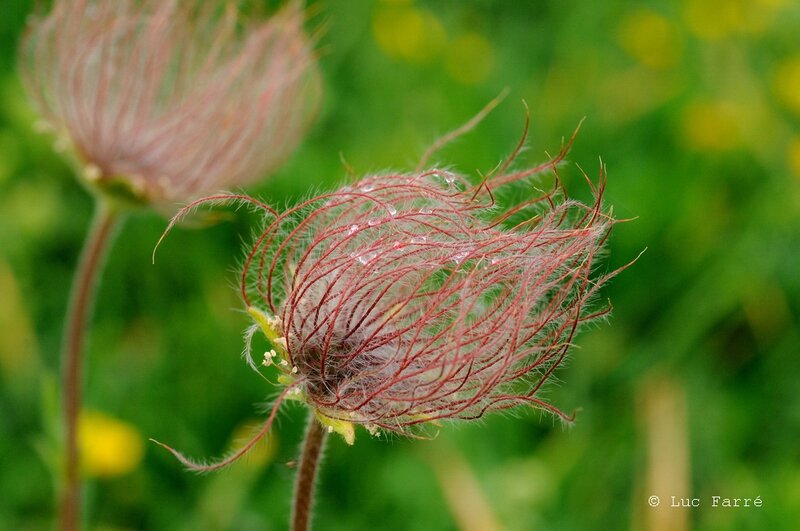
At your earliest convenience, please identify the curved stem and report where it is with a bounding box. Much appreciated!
[59,200,121,531]
[291,415,328,531]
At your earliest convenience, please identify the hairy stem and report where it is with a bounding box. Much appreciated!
[292,415,328,531]
[60,200,121,531]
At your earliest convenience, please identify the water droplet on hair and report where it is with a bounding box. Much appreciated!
[419,207,433,215]
[387,206,397,216]
[353,251,378,265]
[452,252,468,264]
[349,224,359,235]
[410,236,427,245]
[368,218,380,227]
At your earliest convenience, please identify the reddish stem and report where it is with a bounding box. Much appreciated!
[60,201,120,531]
[291,415,328,531]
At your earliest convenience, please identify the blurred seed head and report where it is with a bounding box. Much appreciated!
[20,0,321,210]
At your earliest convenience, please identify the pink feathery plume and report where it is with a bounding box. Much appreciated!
[245,156,617,435]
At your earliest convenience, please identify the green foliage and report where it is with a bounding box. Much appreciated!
[1,0,799,529]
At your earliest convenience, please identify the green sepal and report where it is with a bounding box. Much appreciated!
[247,306,288,357]
[278,375,307,403]
[315,411,355,445]
[89,174,151,208]
[277,374,295,387]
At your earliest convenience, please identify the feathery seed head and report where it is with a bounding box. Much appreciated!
[241,143,618,442]
[21,0,320,209]
[153,113,631,471]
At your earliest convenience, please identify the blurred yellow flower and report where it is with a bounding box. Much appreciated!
[372,6,446,64]
[741,281,792,345]
[597,68,679,125]
[445,33,494,85]
[617,10,681,70]
[682,0,788,39]
[788,136,800,180]
[773,56,800,117]
[681,101,741,151]
[79,411,144,478]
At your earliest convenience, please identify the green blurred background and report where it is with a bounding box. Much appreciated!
[1,0,800,529]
